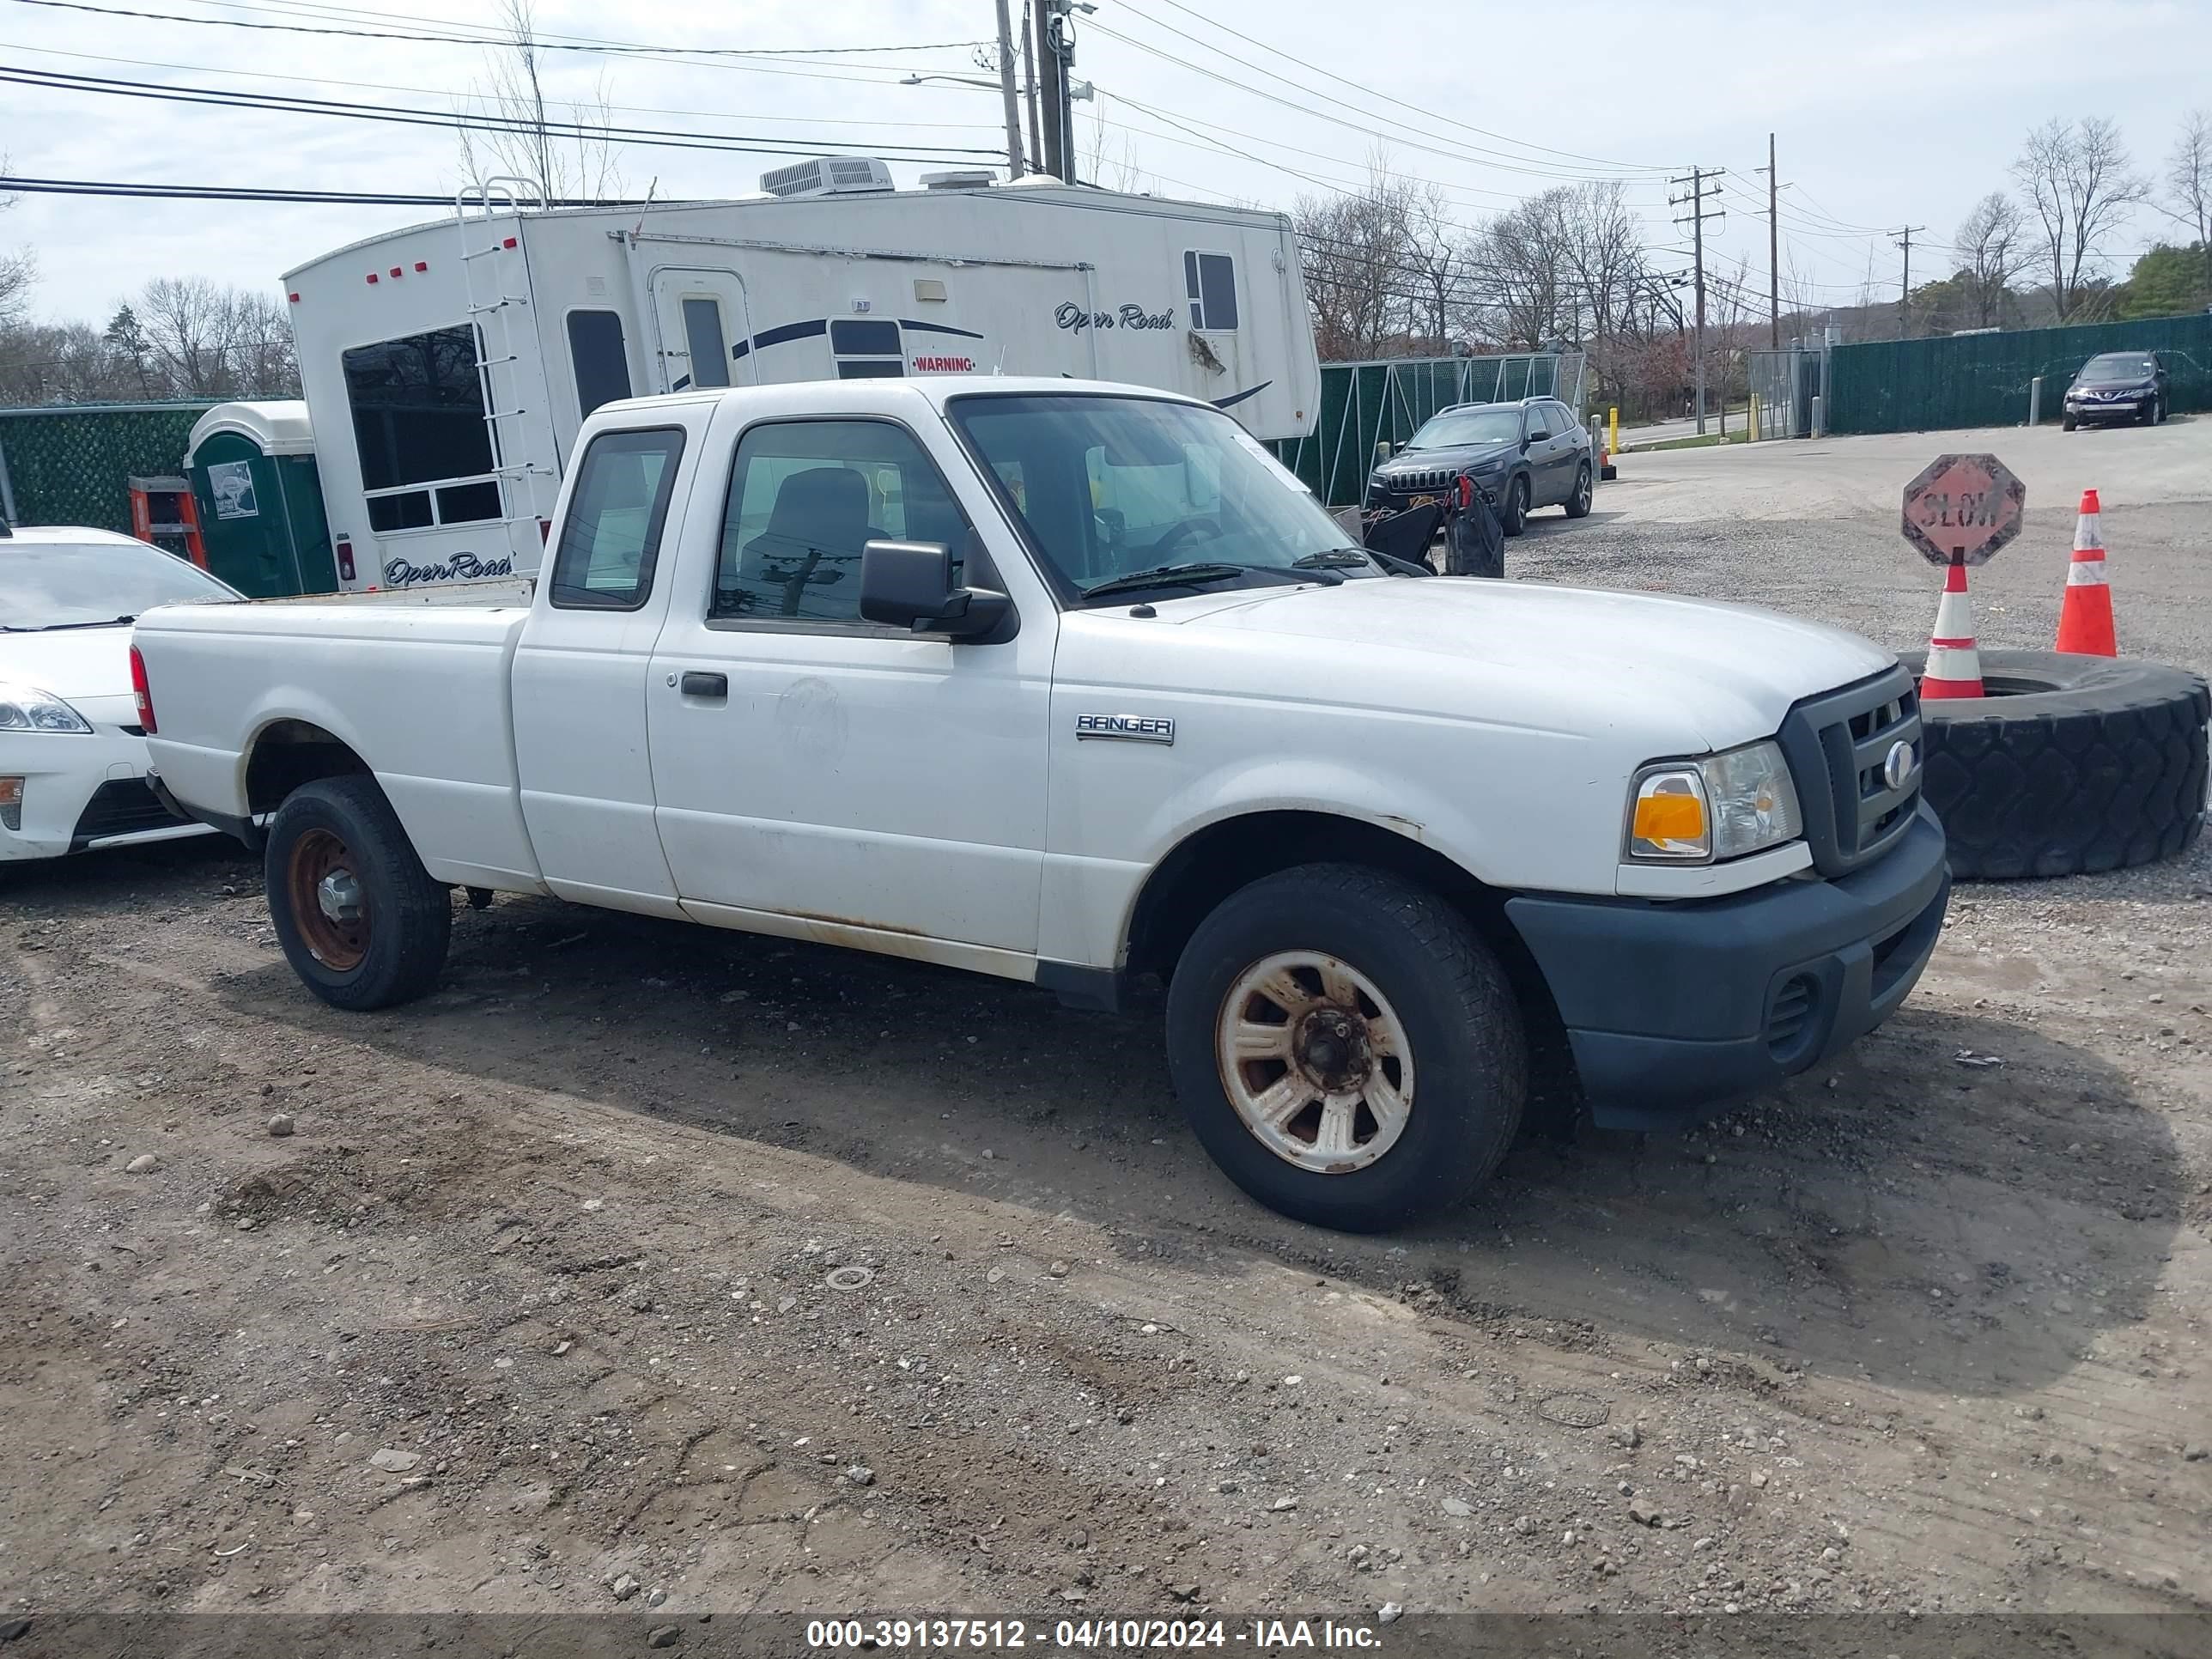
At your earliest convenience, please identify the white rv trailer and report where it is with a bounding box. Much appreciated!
[282,166,1322,592]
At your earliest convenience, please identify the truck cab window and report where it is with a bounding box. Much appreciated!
[342,325,502,532]
[568,309,634,416]
[547,427,685,611]
[1183,252,1238,331]
[713,420,969,624]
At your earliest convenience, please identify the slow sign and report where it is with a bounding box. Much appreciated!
[1900,453,2025,566]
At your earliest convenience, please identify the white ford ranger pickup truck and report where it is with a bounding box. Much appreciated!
[134,377,1949,1231]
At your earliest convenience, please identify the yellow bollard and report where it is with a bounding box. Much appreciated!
[1607,406,1619,456]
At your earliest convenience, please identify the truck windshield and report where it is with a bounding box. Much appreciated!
[950,393,1369,601]
[1,540,239,629]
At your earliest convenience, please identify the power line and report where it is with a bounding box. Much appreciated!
[3,0,991,58]
[1110,0,1674,182]
[0,64,1007,160]
[0,38,1007,132]
[0,173,651,204]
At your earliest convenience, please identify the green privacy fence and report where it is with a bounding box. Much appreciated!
[1826,314,2212,435]
[0,402,215,532]
[1269,352,1587,507]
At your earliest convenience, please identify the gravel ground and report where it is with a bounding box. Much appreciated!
[3,422,2209,1636]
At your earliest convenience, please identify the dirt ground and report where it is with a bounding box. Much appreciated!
[5,426,2211,1637]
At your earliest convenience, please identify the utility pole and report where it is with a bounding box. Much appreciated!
[993,0,1025,178]
[1036,0,1065,182]
[1669,167,1725,434]
[1893,225,1926,337]
[1756,133,1779,349]
[1047,0,1078,183]
[1020,1,1042,180]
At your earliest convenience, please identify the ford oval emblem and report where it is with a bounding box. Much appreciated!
[1883,738,1916,791]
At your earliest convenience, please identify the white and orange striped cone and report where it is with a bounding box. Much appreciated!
[2056,487,2117,656]
[1922,557,1984,699]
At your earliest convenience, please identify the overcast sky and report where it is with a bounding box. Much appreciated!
[3,0,2208,331]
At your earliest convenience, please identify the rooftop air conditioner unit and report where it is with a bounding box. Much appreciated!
[757,156,896,198]
[921,169,997,191]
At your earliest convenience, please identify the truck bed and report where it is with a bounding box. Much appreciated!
[136,591,543,892]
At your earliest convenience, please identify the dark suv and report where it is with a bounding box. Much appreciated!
[1364,397,1594,535]
[2062,351,2170,429]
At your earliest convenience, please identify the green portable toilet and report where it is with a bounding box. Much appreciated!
[184,401,337,598]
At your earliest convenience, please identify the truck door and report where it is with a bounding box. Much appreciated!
[510,416,702,915]
[643,400,1052,963]
[649,268,753,393]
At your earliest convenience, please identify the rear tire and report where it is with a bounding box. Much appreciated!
[1564,463,1593,519]
[265,776,452,1010]
[1164,863,1526,1232]
[1499,474,1529,537]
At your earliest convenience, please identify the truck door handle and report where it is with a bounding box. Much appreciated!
[679,671,728,699]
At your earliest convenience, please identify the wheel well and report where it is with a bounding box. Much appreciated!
[244,720,372,817]
[1125,809,1577,1129]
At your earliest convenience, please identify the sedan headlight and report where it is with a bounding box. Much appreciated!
[1626,739,1802,863]
[0,682,94,734]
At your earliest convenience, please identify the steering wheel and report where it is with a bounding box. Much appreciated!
[1146,518,1215,559]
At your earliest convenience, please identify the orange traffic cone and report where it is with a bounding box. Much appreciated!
[2056,488,2117,656]
[1922,557,1984,699]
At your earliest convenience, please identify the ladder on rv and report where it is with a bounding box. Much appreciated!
[457,179,560,569]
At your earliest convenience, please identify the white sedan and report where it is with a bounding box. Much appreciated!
[2,524,242,861]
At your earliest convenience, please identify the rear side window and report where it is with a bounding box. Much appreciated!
[548,427,685,611]
[567,310,633,419]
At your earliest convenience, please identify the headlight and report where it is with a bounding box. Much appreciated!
[1626,739,1802,863]
[0,683,94,734]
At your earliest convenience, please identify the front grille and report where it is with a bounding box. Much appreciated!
[1776,664,1923,878]
[1382,467,1454,494]
[70,778,190,848]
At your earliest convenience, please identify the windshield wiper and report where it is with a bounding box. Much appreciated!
[1292,548,1375,571]
[33,615,137,630]
[1079,562,1255,601]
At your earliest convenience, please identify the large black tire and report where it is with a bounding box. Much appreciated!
[1498,474,1529,538]
[1164,864,1526,1232]
[264,776,453,1009]
[1902,649,2209,880]
[1564,462,1593,519]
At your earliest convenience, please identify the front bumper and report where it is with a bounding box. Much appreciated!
[2066,392,2154,422]
[0,726,210,861]
[1505,803,1950,1129]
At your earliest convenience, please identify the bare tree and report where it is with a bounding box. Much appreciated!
[2012,117,2148,321]
[1954,191,2028,327]
[1,163,33,326]
[1396,180,1464,354]
[1292,162,1424,361]
[136,277,298,397]
[2163,108,2211,291]
[1468,188,1578,349]
[459,0,621,200]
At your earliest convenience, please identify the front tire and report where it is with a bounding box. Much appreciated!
[1564,462,1593,519]
[1499,474,1529,537]
[1164,864,1526,1231]
[265,776,452,1011]
[2062,414,2077,432]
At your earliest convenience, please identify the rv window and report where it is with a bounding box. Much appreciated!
[1183,252,1238,331]
[712,419,969,625]
[568,309,633,416]
[830,318,904,379]
[343,325,501,531]
[679,298,732,390]
[547,426,686,611]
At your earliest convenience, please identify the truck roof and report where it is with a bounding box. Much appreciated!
[582,374,1219,428]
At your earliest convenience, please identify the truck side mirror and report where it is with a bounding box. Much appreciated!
[859,539,1012,640]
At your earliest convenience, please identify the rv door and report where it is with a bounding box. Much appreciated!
[649,268,753,394]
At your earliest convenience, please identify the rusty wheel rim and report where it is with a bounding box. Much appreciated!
[286,826,369,972]
[1215,951,1414,1175]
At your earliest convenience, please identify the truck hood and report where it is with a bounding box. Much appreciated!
[0,623,129,701]
[1162,577,1893,750]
